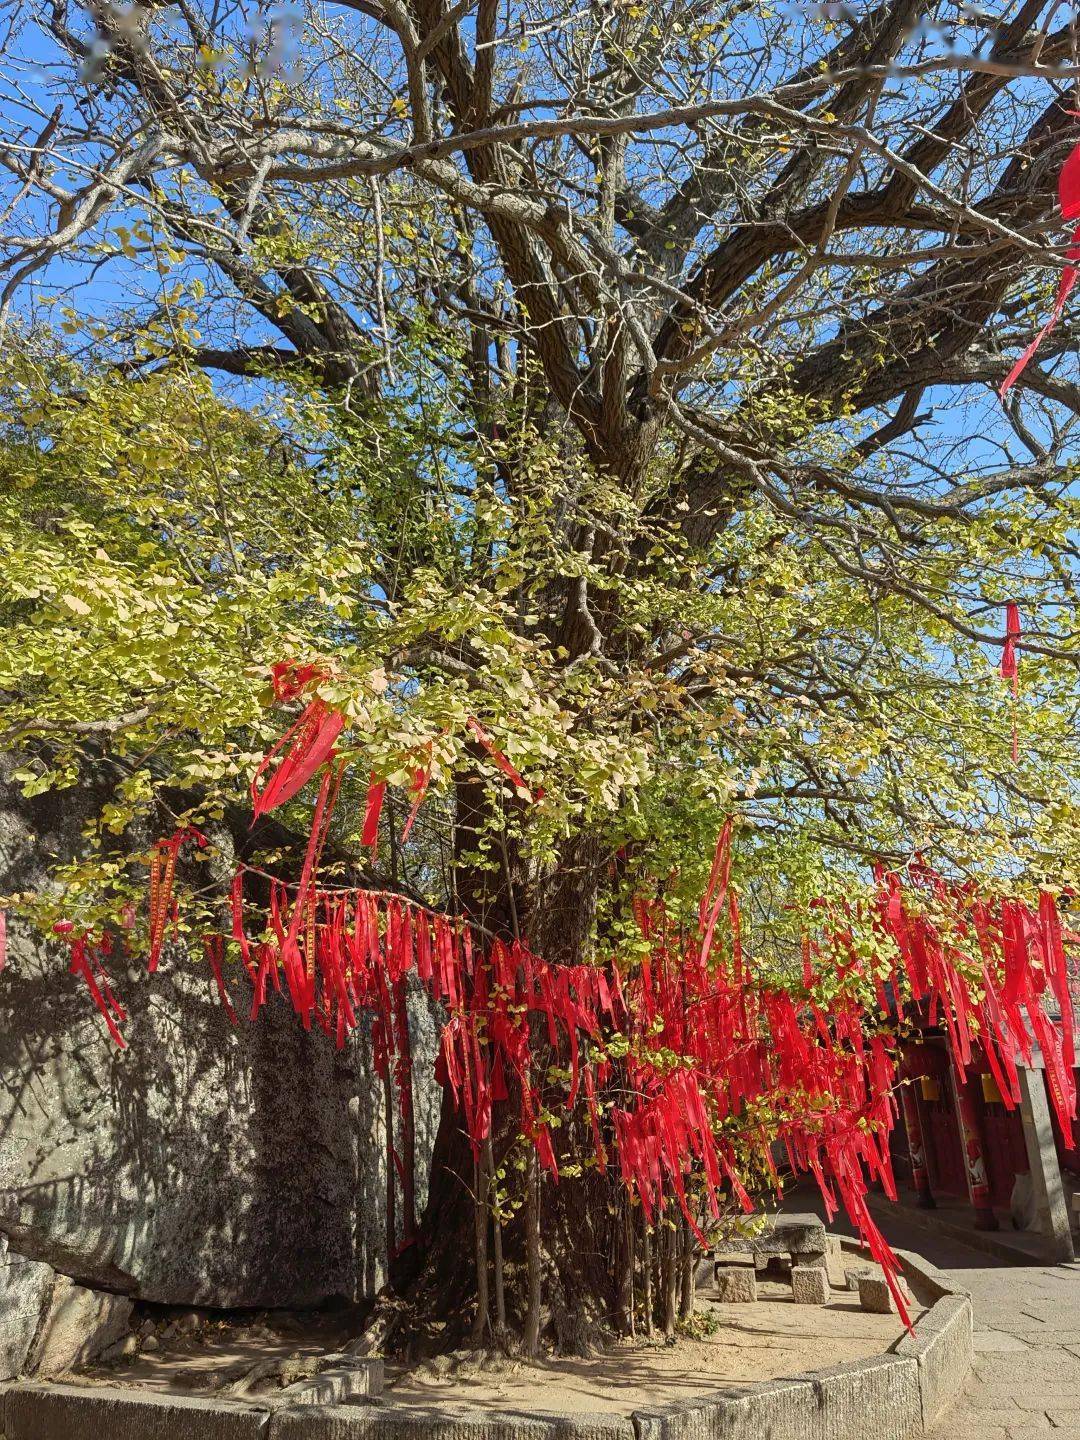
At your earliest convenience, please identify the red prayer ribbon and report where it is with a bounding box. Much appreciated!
[1000,141,1080,396]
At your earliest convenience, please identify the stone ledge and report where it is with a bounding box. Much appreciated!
[892,1294,973,1431]
[0,1380,270,1439]
[631,1354,920,1440]
[277,1358,385,1408]
[268,1406,635,1440]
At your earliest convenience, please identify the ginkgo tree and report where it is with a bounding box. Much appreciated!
[1,0,1079,1354]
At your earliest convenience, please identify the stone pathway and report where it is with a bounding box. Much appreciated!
[925,1254,1080,1440]
[853,1205,1080,1439]
[783,1188,1080,1438]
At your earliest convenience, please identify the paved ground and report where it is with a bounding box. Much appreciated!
[782,1187,1080,1438]
[918,1244,1080,1440]
[852,1206,1080,1438]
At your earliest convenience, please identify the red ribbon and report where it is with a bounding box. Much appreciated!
[467,718,535,801]
[1000,141,1080,396]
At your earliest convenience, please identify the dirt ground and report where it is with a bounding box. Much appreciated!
[383,1277,923,1416]
[75,1267,922,1417]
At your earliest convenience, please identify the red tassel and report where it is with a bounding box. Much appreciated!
[148,832,186,972]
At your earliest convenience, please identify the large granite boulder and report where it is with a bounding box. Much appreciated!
[0,764,440,1314]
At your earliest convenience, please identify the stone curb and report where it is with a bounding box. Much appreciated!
[0,1381,272,1438]
[841,1238,974,1434]
[270,1408,635,1440]
[631,1353,922,1440]
[0,1241,972,1440]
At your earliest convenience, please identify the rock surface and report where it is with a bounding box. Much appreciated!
[0,762,441,1312]
[0,1236,133,1380]
[26,1272,134,1377]
[0,1235,54,1378]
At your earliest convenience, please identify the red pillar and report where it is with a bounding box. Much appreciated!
[900,1078,936,1208]
[953,1069,999,1230]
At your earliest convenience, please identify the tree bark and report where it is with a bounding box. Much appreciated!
[524,1145,542,1356]
[472,1150,490,1343]
[382,1064,397,1263]
[679,1214,695,1322]
[486,1136,507,1342]
[662,1211,677,1338]
[642,1216,654,1337]
[620,1202,636,1338]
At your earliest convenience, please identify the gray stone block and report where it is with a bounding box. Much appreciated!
[269,1407,635,1440]
[811,1354,921,1440]
[2,1382,269,1439]
[713,1265,757,1302]
[844,1264,873,1293]
[791,1264,829,1305]
[858,1273,895,1314]
[713,1213,826,1258]
[894,1293,973,1430]
[0,1239,53,1380]
[26,1274,133,1377]
[277,1357,384,1406]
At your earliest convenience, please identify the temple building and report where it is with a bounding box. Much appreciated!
[894,977,1080,1261]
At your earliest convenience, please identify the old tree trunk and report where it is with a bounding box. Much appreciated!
[391,775,628,1358]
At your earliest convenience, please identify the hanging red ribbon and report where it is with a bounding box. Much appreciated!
[400,753,432,843]
[467,718,535,801]
[1000,139,1080,395]
[1000,602,1021,762]
[361,776,385,852]
[64,675,1078,1347]
[55,922,127,1048]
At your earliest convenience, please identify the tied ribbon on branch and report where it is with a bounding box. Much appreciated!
[148,826,206,971]
[73,813,1079,1333]
[361,775,386,853]
[251,661,344,819]
[1000,139,1080,396]
[53,921,127,1048]
[1000,602,1021,763]
[467,718,537,802]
